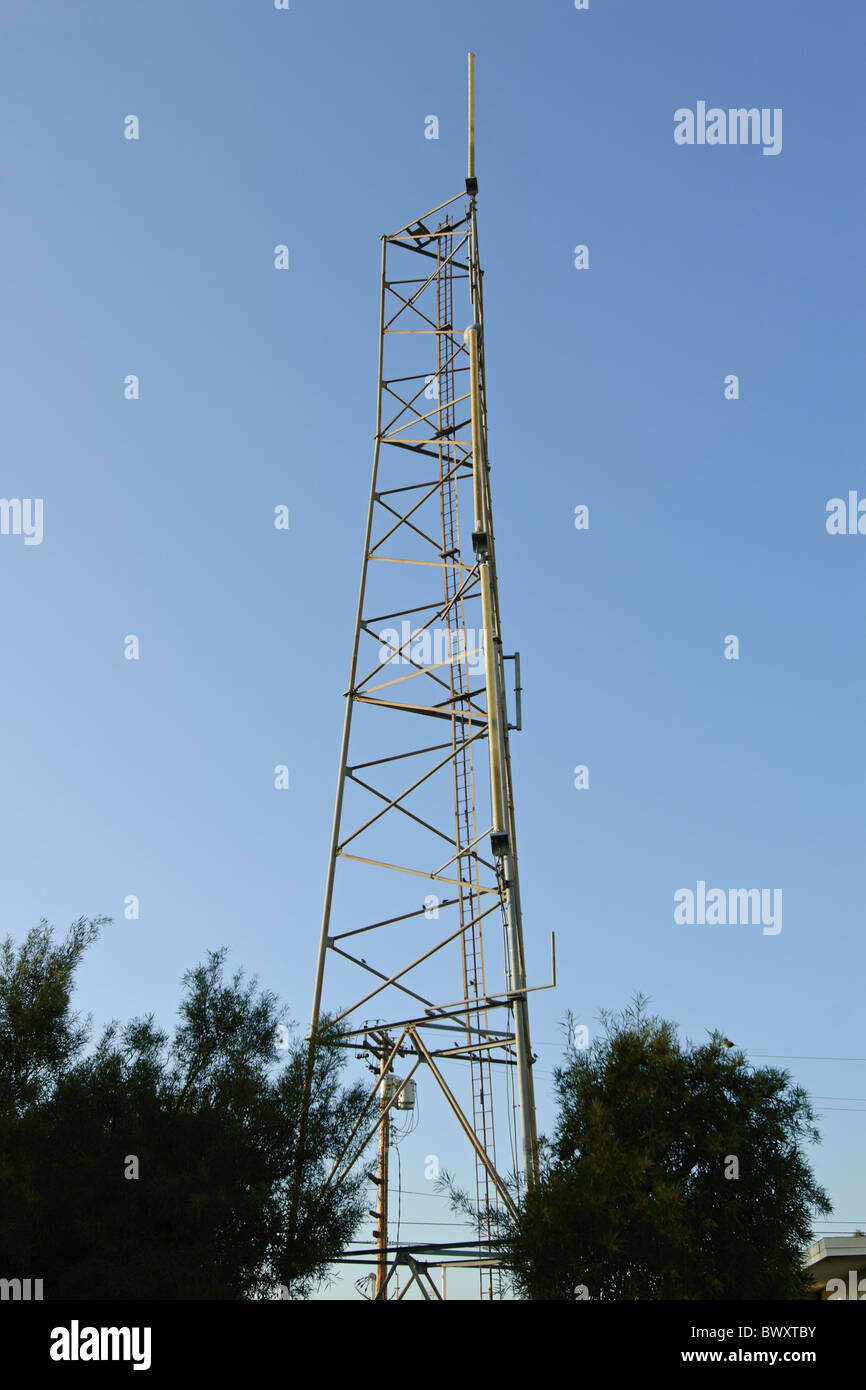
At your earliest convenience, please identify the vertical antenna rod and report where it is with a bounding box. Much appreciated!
[464,52,538,1188]
[467,51,476,185]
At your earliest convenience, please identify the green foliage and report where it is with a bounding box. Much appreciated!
[0,920,367,1299]
[502,996,832,1300]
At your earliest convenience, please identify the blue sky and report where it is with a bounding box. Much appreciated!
[1,0,864,1297]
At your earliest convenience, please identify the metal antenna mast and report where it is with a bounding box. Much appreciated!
[309,54,545,1299]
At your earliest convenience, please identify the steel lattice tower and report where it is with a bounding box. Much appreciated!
[308,55,545,1300]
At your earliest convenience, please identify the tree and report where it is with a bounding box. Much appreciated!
[501,996,832,1300]
[0,918,368,1299]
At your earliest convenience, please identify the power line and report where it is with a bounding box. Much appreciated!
[533,1071,866,1104]
[813,1107,866,1115]
[751,1054,866,1063]
[534,1044,866,1064]
[812,1095,866,1102]
[347,1221,478,1235]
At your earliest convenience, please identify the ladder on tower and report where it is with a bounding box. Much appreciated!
[436,217,501,1298]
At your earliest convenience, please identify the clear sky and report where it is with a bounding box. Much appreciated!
[1,0,864,1298]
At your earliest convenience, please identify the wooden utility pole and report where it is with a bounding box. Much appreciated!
[375,1051,389,1300]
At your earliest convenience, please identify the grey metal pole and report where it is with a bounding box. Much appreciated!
[464,318,538,1188]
